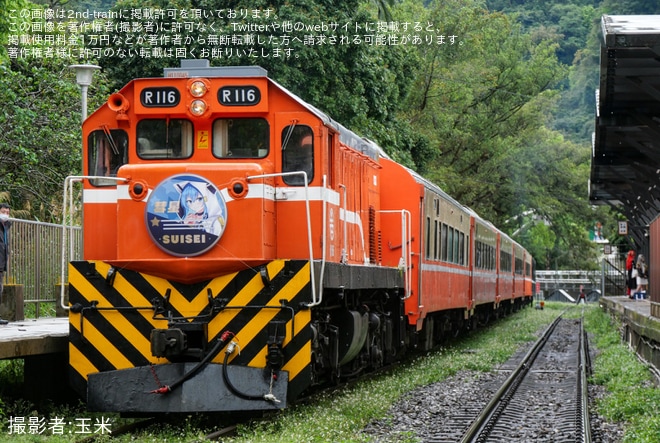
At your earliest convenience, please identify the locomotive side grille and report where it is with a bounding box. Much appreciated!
[369,205,377,264]
[378,231,383,265]
[68,259,313,399]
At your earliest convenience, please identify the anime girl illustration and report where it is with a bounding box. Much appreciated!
[176,181,226,236]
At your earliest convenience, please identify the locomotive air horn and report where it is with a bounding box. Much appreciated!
[108,93,130,120]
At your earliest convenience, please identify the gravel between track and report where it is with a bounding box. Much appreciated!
[361,346,626,442]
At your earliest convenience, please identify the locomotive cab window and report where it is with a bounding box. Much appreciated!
[213,118,269,158]
[136,119,193,159]
[282,125,314,185]
[88,129,128,186]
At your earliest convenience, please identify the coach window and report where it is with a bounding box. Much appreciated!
[136,119,193,159]
[515,258,523,275]
[459,232,465,265]
[282,125,314,185]
[425,217,431,259]
[475,242,482,268]
[435,222,442,260]
[88,129,128,186]
[433,220,439,260]
[501,251,511,273]
[213,118,269,158]
[447,227,454,263]
[441,223,448,261]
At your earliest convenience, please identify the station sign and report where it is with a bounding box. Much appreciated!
[618,221,628,235]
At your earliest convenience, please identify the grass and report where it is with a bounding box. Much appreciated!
[0,302,656,441]
[584,306,660,443]
[22,302,58,319]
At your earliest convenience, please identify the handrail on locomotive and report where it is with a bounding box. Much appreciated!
[246,170,318,305]
[60,175,129,312]
[379,209,412,299]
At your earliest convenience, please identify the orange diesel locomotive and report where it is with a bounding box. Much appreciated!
[64,60,533,414]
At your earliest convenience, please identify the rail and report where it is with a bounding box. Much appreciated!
[460,314,591,442]
[460,316,562,442]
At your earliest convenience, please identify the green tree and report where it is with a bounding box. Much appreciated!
[94,0,421,162]
[600,0,660,14]
[0,0,115,221]
[518,221,556,269]
[400,2,566,213]
[396,0,608,268]
[0,56,109,221]
[0,0,31,60]
[503,125,605,269]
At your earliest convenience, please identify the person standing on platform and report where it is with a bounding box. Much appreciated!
[0,203,11,324]
[634,254,649,300]
[626,250,636,298]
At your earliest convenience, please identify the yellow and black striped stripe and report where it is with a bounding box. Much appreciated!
[68,259,313,402]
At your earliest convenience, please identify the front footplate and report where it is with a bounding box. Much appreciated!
[86,363,288,413]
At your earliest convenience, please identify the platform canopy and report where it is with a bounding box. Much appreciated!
[590,15,660,243]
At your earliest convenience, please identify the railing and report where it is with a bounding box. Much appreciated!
[601,257,627,296]
[5,219,82,317]
[536,257,627,297]
[536,270,598,285]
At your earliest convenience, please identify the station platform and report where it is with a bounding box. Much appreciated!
[0,317,74,402]
[0,316,68,360]
[599,296,660,374]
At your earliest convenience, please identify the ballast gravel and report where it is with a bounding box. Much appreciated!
[361,368,625,442]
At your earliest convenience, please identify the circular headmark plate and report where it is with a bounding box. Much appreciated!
[145,174,228,256]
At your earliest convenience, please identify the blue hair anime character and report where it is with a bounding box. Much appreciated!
[179,183,207,224]
[176,181,226,236]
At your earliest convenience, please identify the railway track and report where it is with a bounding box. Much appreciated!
[456,314,591,442]
[363,309,594,442]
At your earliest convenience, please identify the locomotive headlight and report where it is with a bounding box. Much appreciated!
[190,99,207,116]
[189,80,207,97]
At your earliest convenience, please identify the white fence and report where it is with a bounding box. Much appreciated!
[536,259,627,297]
[4,219,82,314]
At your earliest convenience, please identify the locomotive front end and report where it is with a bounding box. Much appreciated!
[68,63,316,413]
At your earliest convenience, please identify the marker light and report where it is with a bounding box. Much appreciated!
[190,99,207,116]
[190,80,207,97]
